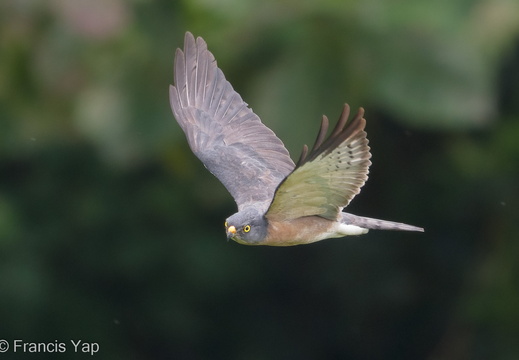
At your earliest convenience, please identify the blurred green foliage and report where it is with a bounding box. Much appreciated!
[1,0,518,359]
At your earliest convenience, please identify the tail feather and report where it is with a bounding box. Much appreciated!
[342,212,424,232]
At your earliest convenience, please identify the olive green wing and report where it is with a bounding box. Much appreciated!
[265,105,371,222]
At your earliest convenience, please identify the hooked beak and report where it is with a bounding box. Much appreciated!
[226,225,237,239]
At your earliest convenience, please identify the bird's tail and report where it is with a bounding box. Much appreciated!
[341,212,424,232]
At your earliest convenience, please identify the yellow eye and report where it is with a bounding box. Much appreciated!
[224,221,228,228]
[243,225,251,233]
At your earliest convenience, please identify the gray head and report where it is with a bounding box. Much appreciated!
[225,207,268,245]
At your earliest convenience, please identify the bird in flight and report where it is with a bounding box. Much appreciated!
[169,32,423,246]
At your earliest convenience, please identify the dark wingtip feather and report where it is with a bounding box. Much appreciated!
[296,103,367,167]
[296,144,309,167]
[311,115,329,153]
[329,104,350,138]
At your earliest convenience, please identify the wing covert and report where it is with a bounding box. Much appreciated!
[170,32,295,211]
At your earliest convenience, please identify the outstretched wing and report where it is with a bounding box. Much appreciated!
[265,104,371,222]
[170,32,295,211]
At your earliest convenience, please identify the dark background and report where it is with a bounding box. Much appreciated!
[1,0,518,359]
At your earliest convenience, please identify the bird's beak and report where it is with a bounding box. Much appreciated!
[226,225,236,238]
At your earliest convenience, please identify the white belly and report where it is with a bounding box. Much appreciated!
[335,223,369,236]
[312,223,369,241]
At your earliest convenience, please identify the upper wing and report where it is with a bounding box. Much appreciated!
[265,104,371,222]
[170,32,295,211]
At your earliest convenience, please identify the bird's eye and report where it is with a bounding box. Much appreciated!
[224,221,228,228]
[243,225,251,233]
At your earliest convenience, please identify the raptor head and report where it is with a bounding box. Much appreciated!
[225,208,268,245]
